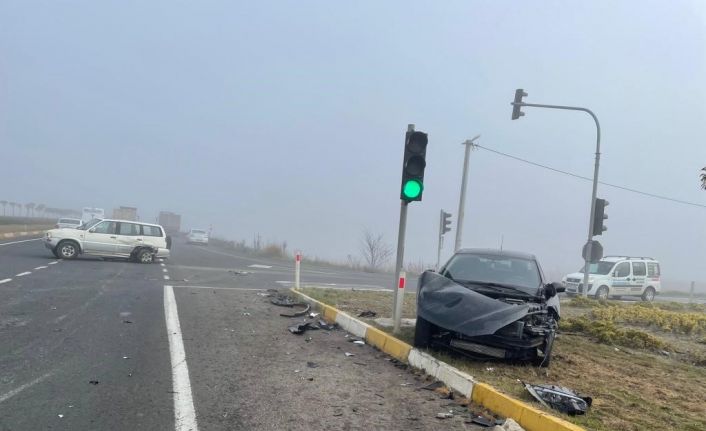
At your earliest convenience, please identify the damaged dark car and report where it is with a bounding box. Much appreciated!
[414,249,565,367]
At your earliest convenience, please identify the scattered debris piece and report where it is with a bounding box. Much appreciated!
[307,377,314,381]
[659,350,670,357]
[494,418,524,431]
[421,381,445,391]
[317,320,335,330]
[122,356,130,360]
[436,412,453,419]
[242,312,251,316]
[122,320,133,324]
[524,383,592,415]
[279,303,310,318]
[305,336,312,342]
[229,270,250,276]
[294,369,301,373]
[358,310,377,318]
[485,367,495,372]
[344,352,355,357]
[309,312,320,318]
[353,362,368,366]
[89,380,99,385]
[288,322,317,334]
[307,361,318,368]
[58,414,64,418]
[470,414,494,427]
[353,340,365,345]
[256,292,272,297]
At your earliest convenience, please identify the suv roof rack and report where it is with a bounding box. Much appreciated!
[603,255,656,261]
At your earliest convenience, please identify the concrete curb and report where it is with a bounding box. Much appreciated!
[2,230,45,239]
[292,288,585,431]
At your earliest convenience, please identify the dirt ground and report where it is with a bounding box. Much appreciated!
[173,286,496,430]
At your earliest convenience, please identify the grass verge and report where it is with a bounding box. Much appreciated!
[301,287,706,431]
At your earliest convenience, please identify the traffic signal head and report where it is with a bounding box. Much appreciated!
[400,131,428,202]
[511,89,528,120]
[592,198,609,236]
[441,211,452,234]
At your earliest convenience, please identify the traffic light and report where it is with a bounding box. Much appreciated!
[511,89,528,120]
[441,211,452,234]
[592,198,609,236]
[400,131,428,202]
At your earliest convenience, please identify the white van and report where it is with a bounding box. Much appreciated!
[563,256,661,301]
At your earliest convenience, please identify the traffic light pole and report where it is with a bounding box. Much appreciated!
[436,209,444,270]
[513,101,601,298]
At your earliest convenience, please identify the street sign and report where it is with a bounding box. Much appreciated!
[582,240,603,263]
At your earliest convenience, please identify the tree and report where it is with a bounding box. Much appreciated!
[701,167,706,190]
[360,228,393,271]
[25,202,35,217]
[10,202,17,216]
[0,200,7,216]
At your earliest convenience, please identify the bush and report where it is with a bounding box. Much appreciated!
[561,317,668,350]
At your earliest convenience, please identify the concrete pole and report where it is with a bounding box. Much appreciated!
[455,135,480,252]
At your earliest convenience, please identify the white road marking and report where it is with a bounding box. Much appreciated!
[162,268,168,273]
[0,238,42,247]
[15,272,31,277]
[248,264,272,269]
[173,285,263,291]
[160,263,166,267]
[0,279,12,285]
[163,285,199,431]
[164,275,170,280]
[0,372,53,404]
[49,261,59,265]
[34,266,48,270]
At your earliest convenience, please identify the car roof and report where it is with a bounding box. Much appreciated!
[601,256,658,262]
[96,218,163,228]
[455,248,537,260]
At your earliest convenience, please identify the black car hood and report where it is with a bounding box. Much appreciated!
[417,271,534,337]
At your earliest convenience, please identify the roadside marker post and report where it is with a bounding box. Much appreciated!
[393,271,406,334]
[294,252,301,289]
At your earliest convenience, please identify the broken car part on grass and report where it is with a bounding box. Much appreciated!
[524,383,592,415]
[270,294,311,317]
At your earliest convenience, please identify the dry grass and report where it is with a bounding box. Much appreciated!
[0,224,52,234]
[302,287,706,431]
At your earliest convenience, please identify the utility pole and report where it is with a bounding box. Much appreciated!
[455,135,481,252]
[510,89,602,298]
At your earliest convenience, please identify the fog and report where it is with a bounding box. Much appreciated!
[2,1,705,288]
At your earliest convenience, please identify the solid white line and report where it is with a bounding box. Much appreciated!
[49,261,59,265]
[163,285,199,431]
[0,372,53,404]
[15,272,31,277]
[172,285,264,291]
[248,264,272,269]
[0,238,42,247]
[164,275,170,280]
[34,266,48,270]
[0,279,12,285]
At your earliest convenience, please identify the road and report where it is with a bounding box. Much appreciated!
[0,236,484,431]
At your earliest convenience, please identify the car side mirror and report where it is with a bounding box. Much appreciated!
[544,282,565,298]
[88,228,96,233]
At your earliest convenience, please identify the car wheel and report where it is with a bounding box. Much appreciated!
[536,330,555,368]
[137,249,154,264]
[414,316,435,348]
[51,249,61,259]
[641,287,655,302]
[594,286,609,301]
[57,240,79,260]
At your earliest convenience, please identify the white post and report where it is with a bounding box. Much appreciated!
[294,252,301,289]
[393,271,406,334]
[455,135,480,252]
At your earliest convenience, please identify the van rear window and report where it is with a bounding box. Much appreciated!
[647,262,660,277]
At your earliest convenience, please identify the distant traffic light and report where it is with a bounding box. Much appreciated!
[400,131,428,202]
[592,198,609,236]
[511,89,528,120]
[441,211,452,234]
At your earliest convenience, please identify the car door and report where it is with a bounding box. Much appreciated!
[83,221,118,255]
[630,261,648,296]
[140,224,165,250]
[611,261,631,295]
[115,222,143,256]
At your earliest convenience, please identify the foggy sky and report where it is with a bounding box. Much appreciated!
[2,1,705,286]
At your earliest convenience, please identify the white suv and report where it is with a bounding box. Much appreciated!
[563,256,661,301]
[44,218,171,263]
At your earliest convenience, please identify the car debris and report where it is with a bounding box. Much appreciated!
[89,380,99,385]
[306,361,318,368]
[270,294,311,317]
[469,414,495,427]
[353,340,365,345]
[344,352,355,357]
[420,381,445,391]
[524,383,592,415]
[288,322,318,335]
[229,270,250,276]
[358,310,377,318]
[309,312,320,318]
[436,412,454,419]
[317,319,335,330]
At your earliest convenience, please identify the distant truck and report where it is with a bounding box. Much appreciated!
[158,211,181,235]
[112,206,138,221]
[81,207,105,223]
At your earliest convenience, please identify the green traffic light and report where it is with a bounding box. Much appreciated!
[402,179,423,199]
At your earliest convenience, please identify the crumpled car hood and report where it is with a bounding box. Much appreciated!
[417,271,533,337]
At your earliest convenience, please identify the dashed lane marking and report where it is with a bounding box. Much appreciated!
[164,275,170,280]
[15,272,31,277]
[0,238,42,247]
[0,279,12,285]
[163,268,168,273]
[49,261,59,265]
[0,372,54,404]
[34,266,48,270]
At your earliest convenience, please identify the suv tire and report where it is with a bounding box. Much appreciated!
[642,287,656,302]
[57,240,79,260]
[136,249,154,264]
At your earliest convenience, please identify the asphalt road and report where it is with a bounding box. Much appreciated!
[0,237,487,430]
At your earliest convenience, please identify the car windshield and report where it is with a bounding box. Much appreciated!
[59,219,79,224]
[579,262,615,275]
[77,219,102,230]
[441,253,542,293]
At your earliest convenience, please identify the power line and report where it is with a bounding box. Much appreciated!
[473,144,706,209]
